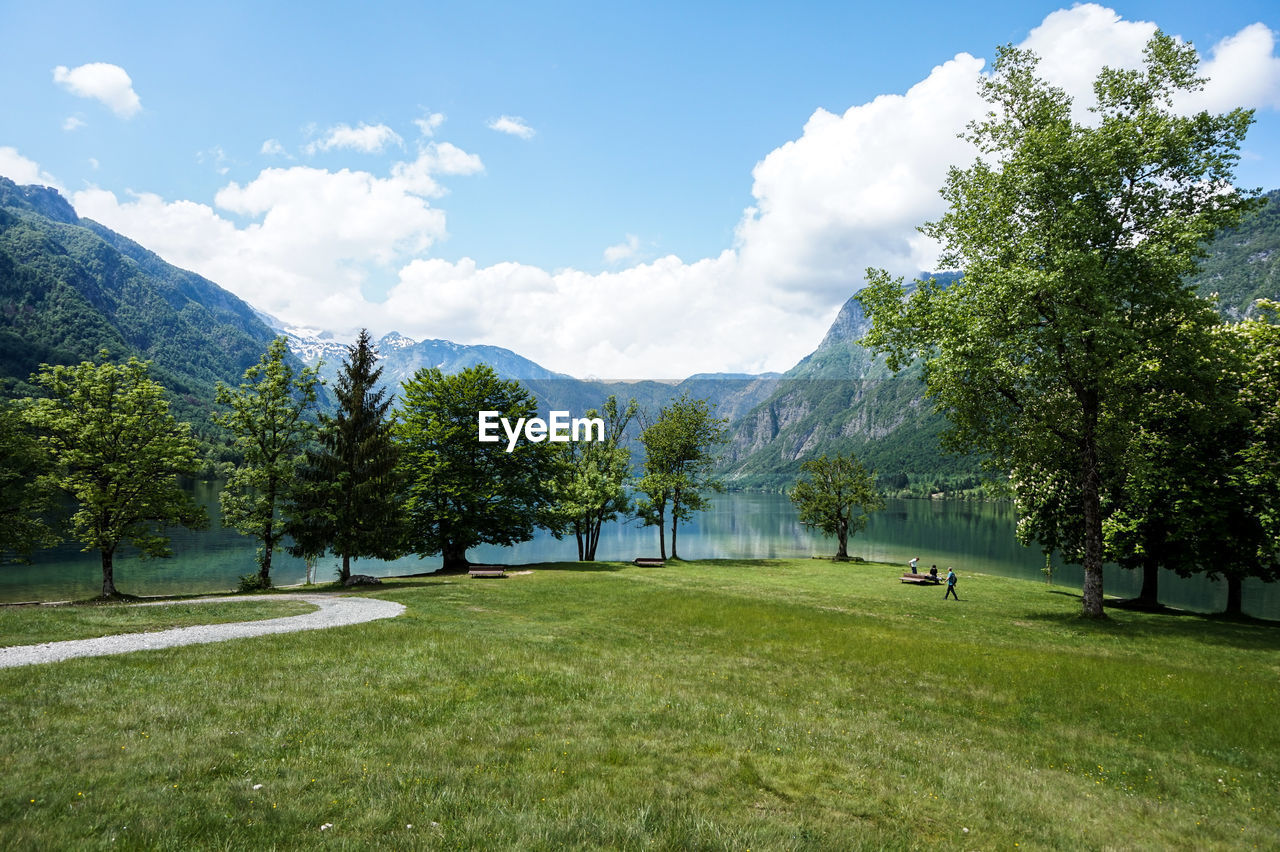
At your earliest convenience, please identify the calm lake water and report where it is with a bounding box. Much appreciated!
[3,484,1276,618]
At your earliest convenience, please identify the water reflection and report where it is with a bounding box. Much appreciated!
[2,486,1274,619]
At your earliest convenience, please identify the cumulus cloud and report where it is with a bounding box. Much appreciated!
[62,116,86,131]
[52,62,142,118]
[260,138,287,156]
[1184,22,1280,112]
[306,122,404,154]
[414,112,446,137]
[59,6,1280,379]
[72,142,483,326]
[603,234,641,264]
[0,147,64,191]
[488,115,535,139]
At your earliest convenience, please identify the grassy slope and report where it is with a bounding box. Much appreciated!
[0,599,317,647]
[0,560,1276,849]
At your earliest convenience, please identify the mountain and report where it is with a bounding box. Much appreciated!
[0,177,292,445]
[1193,188,1280,319]
[716,273,979,493]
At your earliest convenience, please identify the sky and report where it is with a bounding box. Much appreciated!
[1,1,1278,380]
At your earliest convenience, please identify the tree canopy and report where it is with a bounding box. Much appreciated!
[636,393,728,560]
[213,336,321,588]
[21,354,206,598]
[859,33,1257,617]
[396,364,563,571]
[551,395,637,561]
[789,453,885,560]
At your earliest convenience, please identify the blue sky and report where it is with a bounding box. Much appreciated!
[1,1,1278,378]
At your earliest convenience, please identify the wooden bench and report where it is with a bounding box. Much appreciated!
[468,566,507,578]
[900,573,942,585]
[634,557,665,567]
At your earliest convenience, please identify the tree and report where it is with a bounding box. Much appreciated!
[284,330,401,582]
[212,337,320,589]
[0,402,57,560]
[789,453,885,560]
[554,395,637,561]
[636,394,728,560]
[396,365,563,571]
[21,354,206,598]
[859,33,1257,617]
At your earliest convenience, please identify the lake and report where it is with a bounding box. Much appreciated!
[3,485,1276,619]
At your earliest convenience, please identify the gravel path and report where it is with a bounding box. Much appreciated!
[0,594,406,669]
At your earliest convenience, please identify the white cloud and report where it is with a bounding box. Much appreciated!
[52,62,142,118]
[0,147,64,191]
[260,138,287,156]
[57,7,1280,379]
[306,122,404,154]
[603,234,641,264]
[415,112,446,137]
[1184,22,1280,112]
[488,115,535,139]
[62,116,86,131]
[72,140,485,328]
[88,158,99,170]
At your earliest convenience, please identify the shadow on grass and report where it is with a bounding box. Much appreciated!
[1019,608,1280,651]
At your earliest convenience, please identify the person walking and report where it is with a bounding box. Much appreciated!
[944,567,959,600]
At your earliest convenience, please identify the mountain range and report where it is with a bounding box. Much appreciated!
[2,176,1277,491]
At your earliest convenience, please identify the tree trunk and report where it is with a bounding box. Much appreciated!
[260,519,275,586]
[1137,557,1159,605]
[671,515,680,561]
[1224,574,1243,617]
[1079,401,1106,618]
[100,549,118,598]
[340,552,351,583]
[656,508,666,561]
[836,517,849,559]
[575,525,586,561]
[442,540,469,573]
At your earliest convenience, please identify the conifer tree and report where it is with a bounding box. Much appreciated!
[285,330,402,582]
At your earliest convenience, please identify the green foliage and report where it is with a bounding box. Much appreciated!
[212,337,321,587]
[637,393,728,559]
[20,354,207,597]
[0,402,57,560]
[284,330,402,581]
[0,178,301,462]
[396,364,563,570]
[788,453,885,559]
[859,33,1257,617]
[549,395,638,561]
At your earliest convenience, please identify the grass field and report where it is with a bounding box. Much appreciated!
[0,559,1276,849]
[0,599,318,647]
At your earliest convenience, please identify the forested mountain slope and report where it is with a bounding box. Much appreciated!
[0,177,287,440]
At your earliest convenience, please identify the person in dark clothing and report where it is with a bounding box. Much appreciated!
[944,567,959,600]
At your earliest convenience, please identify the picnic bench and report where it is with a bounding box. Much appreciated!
[468,565,507,578]
[900,572,942,585]
[634,557,665,567]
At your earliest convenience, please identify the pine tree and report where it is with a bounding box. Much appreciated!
[285,330,402,582]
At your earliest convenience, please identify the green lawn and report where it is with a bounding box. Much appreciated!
[0,599,319,647]
[1,559,1276,849]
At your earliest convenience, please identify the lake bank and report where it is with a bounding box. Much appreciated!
[5,489,1276,619]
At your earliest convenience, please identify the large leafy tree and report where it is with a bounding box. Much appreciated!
[554,395,637,561]
[21,355,206,598]
[0,402,57,560]
[789,453,885,560]
[636,394,728,560]
[212,337,321,588]
[396,364,563,571]
[859,33,1257,617]
[285,330,401,582]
